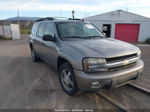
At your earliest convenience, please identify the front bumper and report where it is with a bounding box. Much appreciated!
[74,59,144,91]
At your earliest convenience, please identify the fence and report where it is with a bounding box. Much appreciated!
[0,24,21,40]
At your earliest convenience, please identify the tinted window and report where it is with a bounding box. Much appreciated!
[37,23,46,37]
[31,23,38,36]
[45,23,54,36]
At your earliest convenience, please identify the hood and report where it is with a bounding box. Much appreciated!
[62,38,138,58]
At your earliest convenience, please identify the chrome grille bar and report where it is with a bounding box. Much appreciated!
[106,57,138,68]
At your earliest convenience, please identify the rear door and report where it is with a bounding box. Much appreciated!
[34,22,47,58]
[30,22,39,54]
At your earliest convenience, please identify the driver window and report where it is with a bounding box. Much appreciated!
[45,23,54,36]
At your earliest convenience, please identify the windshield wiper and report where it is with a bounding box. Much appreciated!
[63,36,85,39]
[63,36,104,39]
[83,36,104,39]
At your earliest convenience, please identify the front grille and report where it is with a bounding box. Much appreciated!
[105,53,138,72]
[107,62,136,72]
[106,53,137,63]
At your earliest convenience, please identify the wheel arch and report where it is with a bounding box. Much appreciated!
[57,56,73,71]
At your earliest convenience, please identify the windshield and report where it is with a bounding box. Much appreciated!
[56,22,104,39]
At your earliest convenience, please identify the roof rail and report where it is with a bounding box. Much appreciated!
[68,18,84,21]
[36,17,55,22]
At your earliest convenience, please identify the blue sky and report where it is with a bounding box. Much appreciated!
[0,0,150,19]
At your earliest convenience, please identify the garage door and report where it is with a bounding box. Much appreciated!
[115,24,140,43]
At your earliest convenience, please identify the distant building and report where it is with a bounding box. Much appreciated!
[85,10,150,43]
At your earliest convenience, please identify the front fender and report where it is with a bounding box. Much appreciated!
[58,49,83,71]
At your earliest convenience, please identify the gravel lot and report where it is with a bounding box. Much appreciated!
[0,35,150,110]
[131,44,150,90]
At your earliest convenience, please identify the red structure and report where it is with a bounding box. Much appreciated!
[115,24,140,43]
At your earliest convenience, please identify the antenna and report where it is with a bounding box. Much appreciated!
[72,10,75,19]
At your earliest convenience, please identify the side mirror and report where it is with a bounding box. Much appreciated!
[42,35,55,41]
[103,32,106,37]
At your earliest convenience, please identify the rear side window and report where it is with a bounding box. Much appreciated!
[31,23,38,36]
[36,23,46,37]
[45,23,54,36]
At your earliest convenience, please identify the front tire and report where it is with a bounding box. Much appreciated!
[59,63,79,96]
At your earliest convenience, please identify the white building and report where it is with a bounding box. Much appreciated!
[85,10,150,43]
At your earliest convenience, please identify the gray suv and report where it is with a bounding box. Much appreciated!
[29,17,144,96]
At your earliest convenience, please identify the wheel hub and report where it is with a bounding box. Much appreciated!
[61,69,73,91]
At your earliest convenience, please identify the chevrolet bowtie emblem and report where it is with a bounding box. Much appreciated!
[123,60,129,65]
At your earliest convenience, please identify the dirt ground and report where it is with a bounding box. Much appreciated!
[0,35,150,110]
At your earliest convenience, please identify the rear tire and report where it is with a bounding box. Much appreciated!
[59,62,79,96]
[31,48,40,62]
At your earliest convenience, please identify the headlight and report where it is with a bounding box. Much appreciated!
[83,58,106,72]
[137,49,141,58]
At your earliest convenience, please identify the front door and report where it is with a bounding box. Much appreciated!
[42,22,58,69]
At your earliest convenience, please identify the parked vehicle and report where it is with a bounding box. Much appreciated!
[29,17,144,96]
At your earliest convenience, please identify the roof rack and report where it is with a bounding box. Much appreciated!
[36,17,55,22]
[68,18,84,21]
[35,17,84,22]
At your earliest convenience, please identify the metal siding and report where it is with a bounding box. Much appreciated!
[85,20,150,42]
[138,21,150,42]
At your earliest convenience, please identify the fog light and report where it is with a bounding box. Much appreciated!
[91,81,101,88]
[91,80,112,89]
[92,81,99,85]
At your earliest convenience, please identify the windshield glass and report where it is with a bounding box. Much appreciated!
[56,22,104,39]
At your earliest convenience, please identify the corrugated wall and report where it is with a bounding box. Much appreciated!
[85,20,150,42]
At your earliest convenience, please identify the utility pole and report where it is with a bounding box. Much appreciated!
[17,10,20,24]
[17,9,20,24]
[17,9,21,38]
[17,9,20,30]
